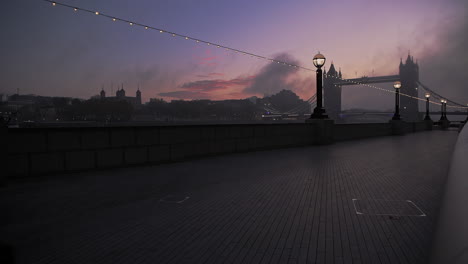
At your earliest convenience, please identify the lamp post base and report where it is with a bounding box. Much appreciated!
[391,114,401,121]
[439,119,450,130]
[309,107,329,120]
[424,119,433,130]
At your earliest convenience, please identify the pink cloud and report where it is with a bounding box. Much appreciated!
[181,76,255,92]
[158,76,255,100]
[196,72,225,78]
[193,49,221,66]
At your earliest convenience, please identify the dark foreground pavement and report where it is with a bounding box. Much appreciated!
[0,130,459,264]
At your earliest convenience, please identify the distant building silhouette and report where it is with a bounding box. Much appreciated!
[100,84,142,107]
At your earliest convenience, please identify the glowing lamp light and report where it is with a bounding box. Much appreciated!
[312,53,326,68]
[95,11,99,15]
[74,8,78,12]
[425,93,430,98]
[393,81,402,89]
[52,2,56,6]
[112,18,116,21]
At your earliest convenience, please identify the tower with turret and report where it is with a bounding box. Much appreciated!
[323,63,342,120]
[136,88,141,105]
[116,84,126,98]
[399,55,420,121]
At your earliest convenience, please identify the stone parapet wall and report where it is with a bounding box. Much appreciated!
[6,121,431,178]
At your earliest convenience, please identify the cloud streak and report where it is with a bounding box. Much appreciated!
[158,53,316,100]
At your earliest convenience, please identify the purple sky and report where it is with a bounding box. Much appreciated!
[0,0,467,111]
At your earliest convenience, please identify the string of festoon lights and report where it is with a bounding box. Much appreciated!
[46,0,467,109]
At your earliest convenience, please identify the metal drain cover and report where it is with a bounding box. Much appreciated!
[352,199,426,217]
[159,195,190,203]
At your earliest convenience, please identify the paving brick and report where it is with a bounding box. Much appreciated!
[7,131,46,153]
[135,128,159,146]
[171,142,207,160]
[148,145,170,162]
[65,150,95,171]
[160,127,201,144]
[7,154,29,177]
[124,147,148,165]
[110,128,135,147]
[81,129,109,149]
[47,131,81,151]
[96,149,124,168]
[30,152,64,174]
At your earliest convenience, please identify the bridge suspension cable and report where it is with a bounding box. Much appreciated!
[44,0,314,72]
[43,0,467,110]
[284,95,316,114]
[417,81,466,108]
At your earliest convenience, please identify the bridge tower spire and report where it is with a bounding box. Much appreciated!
[324,62,342,120]
[399,55,420,121]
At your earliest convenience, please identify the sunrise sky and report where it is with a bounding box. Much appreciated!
[0,0,467,110]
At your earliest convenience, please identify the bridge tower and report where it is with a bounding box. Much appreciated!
[399,55,420,121]
[324,63,342,120]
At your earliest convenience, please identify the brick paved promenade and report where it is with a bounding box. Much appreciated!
[0,130,459,264]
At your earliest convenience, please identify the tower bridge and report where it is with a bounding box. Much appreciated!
[324,55,420,121]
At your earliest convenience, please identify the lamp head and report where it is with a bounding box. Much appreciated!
[313,53,326,68]
[393,81,402,89]
[425,93,430,98]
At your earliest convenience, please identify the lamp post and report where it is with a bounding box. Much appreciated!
[439,99,446,121]
[310,52,328,119]
[424,93,431,121]
[392,81,402,120]
[444,100,447,120]
[465,104,468,122]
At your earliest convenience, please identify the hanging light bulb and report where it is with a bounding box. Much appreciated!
[74,8,78,12]
[52,2,56,6]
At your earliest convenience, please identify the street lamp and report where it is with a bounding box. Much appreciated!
[310,52,328,119]
[424,93,431,121]
[465,103,468,122]
[392,81,402,120]
[439,99,447,121]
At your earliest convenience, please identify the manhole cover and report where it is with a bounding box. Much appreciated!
[352,199,425,217]
[159,195,190,204]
